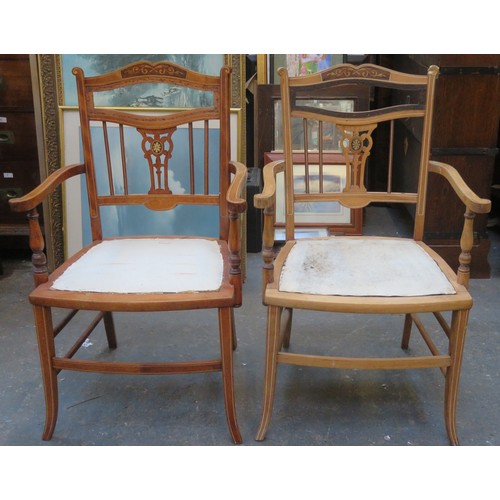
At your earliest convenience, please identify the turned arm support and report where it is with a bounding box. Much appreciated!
[429,160,491,287]
[226,161,248,306]
[9,163,86,286]
[254,160,285,290]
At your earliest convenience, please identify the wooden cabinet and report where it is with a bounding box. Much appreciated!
[0,55,41,256]
[389,54,500,278]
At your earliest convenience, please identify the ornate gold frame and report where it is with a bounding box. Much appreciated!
[34,54,245,268]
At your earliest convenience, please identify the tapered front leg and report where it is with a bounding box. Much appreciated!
[281,307,293,348]
[33,305,58,440]
[103,312,117,349]
[445,309,469,446]
[231,308,237,351]
[255,305,283,441]
[401,313,413,349]
[219,307,242,444]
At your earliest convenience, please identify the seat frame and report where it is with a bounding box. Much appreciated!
[254,63,491,445]
[10,61,246,444]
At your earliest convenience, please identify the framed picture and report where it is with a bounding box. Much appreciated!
[60,54,225,107]
[268,55,344,83]
[264,152,362,238]
[274,98,355,151]
[255,84,370,169]
[35,54,245,264]
[259,54,373,84]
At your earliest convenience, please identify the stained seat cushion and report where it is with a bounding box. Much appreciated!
[52,238,223,294]
[278,238,456,297]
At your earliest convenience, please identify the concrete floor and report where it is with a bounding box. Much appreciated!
[0,205,499,447]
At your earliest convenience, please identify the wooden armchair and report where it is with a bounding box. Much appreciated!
[254,63,491,444]
[9,61,246,444]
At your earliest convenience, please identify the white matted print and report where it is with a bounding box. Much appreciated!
[275,163,350,225]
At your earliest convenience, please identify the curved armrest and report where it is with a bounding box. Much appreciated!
[9,163,86,213]
[429,161,491,214]
[254,160,285,209]
[227,161,247,213]
[253,160,285,292]
[429,160,491,288]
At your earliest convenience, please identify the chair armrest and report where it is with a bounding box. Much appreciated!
[253,160,285,292]
[254,160,285,209]
[9,163,85,287]
[429,161,491,214]
[227,161,247,213]
[9,163,86,213]
[429,160,491,288]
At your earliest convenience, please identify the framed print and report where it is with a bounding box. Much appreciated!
[274,98,354,151]
[255,84,370,169]
[35,54,245,265]
[259,54,373,84]
[264,152,362,238]
[60,54,225,107]
[268,55,344,83]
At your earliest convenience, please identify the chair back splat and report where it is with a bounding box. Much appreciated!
[254,63,491,445]
[10,60,247,444]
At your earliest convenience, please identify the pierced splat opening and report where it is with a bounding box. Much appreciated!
[138,127,176,194]
[338,124,377,193]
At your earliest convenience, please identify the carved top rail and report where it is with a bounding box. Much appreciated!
[284,63,432,87]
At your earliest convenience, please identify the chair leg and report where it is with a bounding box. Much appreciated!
[281,307,293,348]
[33,305,58,441]
[103,312,117,349]
[401,313,413,349]
[218,307,242,444]
[444,309,469,446]
[255,305,283,441]
[231,308,237,351]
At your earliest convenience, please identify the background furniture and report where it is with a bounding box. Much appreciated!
[0,55,42,270]
[388,55,500,278]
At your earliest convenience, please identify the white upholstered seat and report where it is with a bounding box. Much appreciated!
[52,238,224,294]
[278,237,456,297]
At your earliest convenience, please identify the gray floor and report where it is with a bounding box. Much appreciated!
[0,205,499,447]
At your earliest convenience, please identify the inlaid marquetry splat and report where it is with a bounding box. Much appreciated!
[138,128,176,194]
[337,124,377,194]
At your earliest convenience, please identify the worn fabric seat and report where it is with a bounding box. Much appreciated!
[278,237,456,297]
[52,238,224,294]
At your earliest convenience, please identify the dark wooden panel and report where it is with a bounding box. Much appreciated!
[387,54,500,278]
[415,54,500,69]
[0,55,34,111]
[0,160,42,225]
[432,73,500,148]
[425,155,494,238]
[0,55,41,247]
[0,111,38,160]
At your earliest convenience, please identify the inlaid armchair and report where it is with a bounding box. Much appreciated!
[254,63,491,444]
[10,61,246,443]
